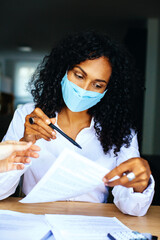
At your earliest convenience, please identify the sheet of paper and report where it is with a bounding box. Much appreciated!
[20,148,109,203]
[0,210,51,240]
[0,210,131,240]
[45,214,130,240]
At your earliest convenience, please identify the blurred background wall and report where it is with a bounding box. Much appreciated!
[0,0,159,203]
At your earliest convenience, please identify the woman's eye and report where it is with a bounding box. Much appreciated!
[75,73,83,79]
[95,84,102,89]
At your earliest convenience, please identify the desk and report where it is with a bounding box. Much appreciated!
[0,197,160,238]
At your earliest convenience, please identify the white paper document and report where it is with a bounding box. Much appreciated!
[0,210,51,240]
[20,148,109,203]
[0,210,131,240]
[45,214,130,240]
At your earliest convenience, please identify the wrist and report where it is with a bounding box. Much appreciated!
[133,179,151,193]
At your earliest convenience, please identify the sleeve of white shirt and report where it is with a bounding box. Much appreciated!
[0,103,35,200]
[3,103,35,142]
[112,131,155,216]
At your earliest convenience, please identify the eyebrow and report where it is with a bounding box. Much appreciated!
[74,66,108,83]
[75,66,87,76]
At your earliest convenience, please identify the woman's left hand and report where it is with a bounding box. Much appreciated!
[102,157,151,193]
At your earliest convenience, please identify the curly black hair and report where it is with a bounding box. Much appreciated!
[29,31,141,155]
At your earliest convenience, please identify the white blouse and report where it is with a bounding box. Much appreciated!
[0,103,154,216]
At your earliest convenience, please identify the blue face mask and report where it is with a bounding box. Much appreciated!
[61,73,107,112]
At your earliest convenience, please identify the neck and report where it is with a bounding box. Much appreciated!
[58,107,92,126]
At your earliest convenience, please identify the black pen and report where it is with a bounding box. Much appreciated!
[49,123,82,149]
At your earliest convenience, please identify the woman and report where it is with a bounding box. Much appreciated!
[1,31,154,215]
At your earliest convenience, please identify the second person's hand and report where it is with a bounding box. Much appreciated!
[21,108,57,143]
[0,141,41,172]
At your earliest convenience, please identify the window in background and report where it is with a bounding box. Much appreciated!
[14,62,39,108]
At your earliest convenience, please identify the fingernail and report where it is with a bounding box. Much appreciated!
[52,131,56,136]
[46,119,50,124]
[33,153,39,157]
[20,165,25,169]
[102,177,108,183]
[26,158,31,163]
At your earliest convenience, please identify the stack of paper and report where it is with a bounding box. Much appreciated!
[0,210,130,240]
[0,210,51,240]
[20,148,109,203]
[45,214,130,240]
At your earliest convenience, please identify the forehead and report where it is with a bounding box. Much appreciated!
[74,57,112,79]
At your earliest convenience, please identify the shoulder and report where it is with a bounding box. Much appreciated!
[15,102,35,116]
[117,129,140,162]
[12,102,36,123]
[128,129,138,147]
[120,129,139,151]
[2,103,36,141]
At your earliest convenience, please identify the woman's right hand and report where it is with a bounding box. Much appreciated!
[21,108,57,143]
